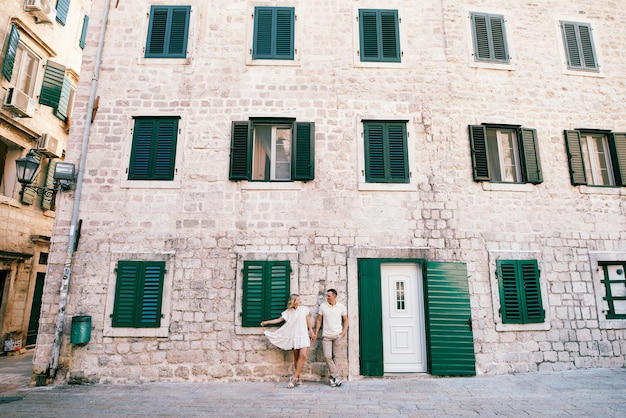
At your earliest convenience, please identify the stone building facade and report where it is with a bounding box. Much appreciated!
[0,0,91,354]
[33,0,626,384]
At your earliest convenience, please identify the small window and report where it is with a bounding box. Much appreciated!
[129,117,180,181]
[598,262,626,319]
[564,130,626,187]
[145,6,191,58]
[40,61,72,122]
[111,260,165,328]
[363,121,409,183]
[470,12,509,63]
[252,7,295,60]
[469,125,542,184]
[561,21,598,71]
[496,260,545,324]
[241,260,290,327]
[39,252,49,265]
[1,25,41,98]
[358,9,401,63]
[229,119,314,182]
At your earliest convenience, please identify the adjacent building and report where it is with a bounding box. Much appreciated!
[32,0,626,384]
[0,1,90,354]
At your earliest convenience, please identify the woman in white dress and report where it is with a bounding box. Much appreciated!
[261,294,314,388]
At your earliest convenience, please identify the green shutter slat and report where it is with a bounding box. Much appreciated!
[380,11,400,61]
[425,262,476,376]
[387,124,408,182]
[2,24,19,81]
[611,133,626,186]
[365,123,386,182]
[112,262,141,327]
[469,125,490,181]
[229,122,251,180]
[520,261,544,323]
[358,259,384,376]
[39,61,66,108]
[564,130,587,185]
[54,77,72,120]
[20,152,40,205]
[140,262,165,327]
[520,128,543,184]
[79,15,89,49]
[292,122,315,181]
[40,160,56,211]
[55,0,71,26]
[274,9,294,59]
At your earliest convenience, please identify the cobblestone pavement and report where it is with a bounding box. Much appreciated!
[1,350,625,417]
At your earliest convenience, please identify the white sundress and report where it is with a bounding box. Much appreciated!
[264,306,311,350]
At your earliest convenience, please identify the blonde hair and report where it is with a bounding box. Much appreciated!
[286,294,300,310]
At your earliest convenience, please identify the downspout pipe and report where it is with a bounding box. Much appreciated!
[49,0,112,379]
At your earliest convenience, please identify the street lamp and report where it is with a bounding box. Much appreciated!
[15,149,76,200]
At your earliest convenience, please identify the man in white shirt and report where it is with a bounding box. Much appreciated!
[313,289,348,387]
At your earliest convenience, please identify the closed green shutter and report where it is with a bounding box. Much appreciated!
[40,160,56,211]
[611,133,626,186]
[425,262,476,376]
[129,117,179,180]
[497,260,544,324]
[253,7,294,60]
[357,259,384,376]
[229,121,251,180]
[56,0,71,26]
[359,9,400,62]
[365,123,386,182]
[364,122,408,183]
[242,261,290,327]
[472,13,508,62]
[79,15,89,49]
[469,125,490,181]
[292,122,314,181]
[561,22,597,70]
[564,130,587,185]
[145,6,190,58]
[388,124,408,182]
[520,128,543,184]
[39,61,66,108]
[112,261,165,328]
[2,24,19,81]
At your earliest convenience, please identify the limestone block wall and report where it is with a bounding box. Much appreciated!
[33,0,626,383]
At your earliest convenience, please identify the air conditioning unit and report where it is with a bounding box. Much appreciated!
[2,87,35,118]
[24,0,57,24]
[37,133,64,158]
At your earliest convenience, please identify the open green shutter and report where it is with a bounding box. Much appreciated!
[229,121,251,180]
[39,61,66,108]
[380,10,400,61]
[56,0,71,26]
[54,77,72,120]
[153,118,178,180]
[358,259,384,376]
[520,128,543,184]
[139,262,165,327]
[292,122,314,181]
[497,260,522,323]
[425,261,476,376]
[364,123,386,182]
[564,130,587,185]
[79,15,89,49]
[242,262,264,327]
[387,123,408,182]
[40,160,56,211]
[112,261,141,327]
[274,8,294,59]
[469,125,490,181]
[519,260,544,323]
[268,261,290,319]
[2,24,19,81]
[610,133,626,186]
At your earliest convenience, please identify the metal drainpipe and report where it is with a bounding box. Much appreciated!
[49,0,112,379]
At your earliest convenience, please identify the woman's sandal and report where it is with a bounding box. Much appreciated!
[287,377,296,389]
[296,378,303,386]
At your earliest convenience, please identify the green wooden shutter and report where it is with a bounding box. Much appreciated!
[364,123,386,182]
[140,262,165,327]
[564,130,587,185]
[229,121,251,180]
[253,8,273,58]
[380,10,400,61]
[359,10,379,61]
[562,22,597,70]
[424,261,476,376]
[253,7,294,60]
[145,6,190,58]
[611,133,626,186]
[129,117,178,180]
[112,261,141,327]
[469,125,490,181]
[472,13,508,62]
[79,15,89,49]
[497,260,522,322]
[358,259,384,376]
[359,9,400,62]
[39,61,66,107]
[520,260,544,323]
[56,0,71,26]
[519,128,543,184]
[54,77,72,120]
[2,24,19,81]
[40,160,56,211]
[498,260,544,324]
[20,152,41,205]
[292,122,314,181]
[242,261,290,327]
[112,261,165,328]
[274,8,294,59]
[489,15,508,61]
[387,123,408,182]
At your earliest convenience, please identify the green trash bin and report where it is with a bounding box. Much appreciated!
[70,315,91,345]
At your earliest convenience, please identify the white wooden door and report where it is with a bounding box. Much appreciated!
[381,263,427,372]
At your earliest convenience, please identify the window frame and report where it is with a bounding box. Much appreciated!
[560,21,598,71]
[144,5,191,59]
[358,9,401,63]
[252,6,295,60]
[241,260,291,327]
[469,124,543,184]
[229,118,315,183]
[128,116,180,181]
[564,130,626,187]
[470,12,509,63]
[496,259,545,325]
[598,262,626,320]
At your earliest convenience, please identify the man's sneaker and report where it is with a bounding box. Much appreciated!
[329,377,337,387]
[334,378,344,387]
